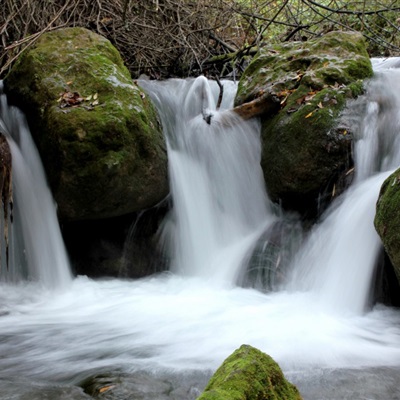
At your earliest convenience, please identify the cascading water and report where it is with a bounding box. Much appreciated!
[289,59,400,315]
[0,83,72,287]
[1,62,400,399]
[139,77,275,283]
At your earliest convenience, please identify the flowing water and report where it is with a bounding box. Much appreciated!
[1,61,400,399]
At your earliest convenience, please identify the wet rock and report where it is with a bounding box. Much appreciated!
[289,366,400,400]
[63,198,170,278]
[241,218,303,291]
[375,169,400,287]
[197,344,302,400]
[235,31,372,218]
[0,378,91,400]
[4,27,168,221]
[79,370,209,400]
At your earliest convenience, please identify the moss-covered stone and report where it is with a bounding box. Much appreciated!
[197,345,302,400]
[375,170,400,286]
[235,31,372,217]
[4,27,168,221]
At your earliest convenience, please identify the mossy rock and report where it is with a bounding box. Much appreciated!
[4,27,168,221]
[197,344,302,400]
[235,31,372,217]
[375,170,400,286]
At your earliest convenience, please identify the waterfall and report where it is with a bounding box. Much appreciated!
[139,77,276,283]
[1,65,400,399]
[289,60,400,314]
[0,82,72,287]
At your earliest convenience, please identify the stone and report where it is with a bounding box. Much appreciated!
[375,169,400,286]
[235,31,373,217]
[4,27,168,221]
[197,344,302,400]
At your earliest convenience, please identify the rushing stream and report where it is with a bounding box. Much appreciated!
[1,60,400,399]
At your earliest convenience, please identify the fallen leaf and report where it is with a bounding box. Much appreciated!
[280,94,289,105]
[99,385,115,394]
[93,93,98,100]
[296,96,306,105]
[305,94,316,102]
[294,72,303,81]
[59,91,84,107]
[305,112,313,118]
[92,99,99,106]
[85,94,93,101]
[317,102,324,109]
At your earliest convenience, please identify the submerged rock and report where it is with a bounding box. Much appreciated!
[79,370,208,400]
[241,219,303,291]
[197,344,302,400]
[0,378,91,400]
[375,170,400,286]
[4,27,168,221]
[235,31,372,218]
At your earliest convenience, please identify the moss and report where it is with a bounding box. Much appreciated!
[236,31,372,107]
[197,345,302,400]
[4,27,168,221]
[375,171,400,284]
[234,31,368,217]
[347,80,365,98]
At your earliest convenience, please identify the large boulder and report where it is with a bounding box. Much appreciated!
[4,27,168,221]
[235,31,373,217]
[375,170,400,286]
[197,344,302,400]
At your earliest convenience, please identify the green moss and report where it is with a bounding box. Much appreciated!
[375,171,400,284]
[234,31,367,217]
[197,345,302,400]
[347,80,365,98]
[236,31,372,107]
[4,27,168,221]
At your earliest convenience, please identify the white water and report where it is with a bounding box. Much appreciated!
[0,84,72,287]
[1,63,400,398]
[141,77,275,282]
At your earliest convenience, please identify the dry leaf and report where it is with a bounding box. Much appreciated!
[93,93,98,100]
[280,94,289,105]
[294,72,303,81]
[317,102,324,109]
[305,112,313,118]
[85,94,93,101]
[296,96,306,105]
[58,91,84,107]
[92,99,99,106]
[99,385,115,394]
